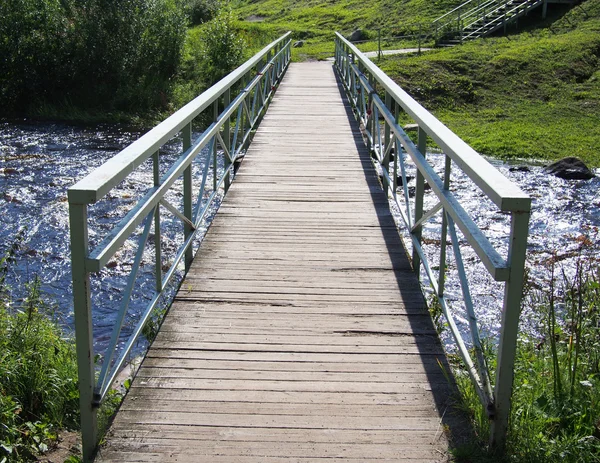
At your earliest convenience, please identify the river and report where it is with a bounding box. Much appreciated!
[1,120,598,353]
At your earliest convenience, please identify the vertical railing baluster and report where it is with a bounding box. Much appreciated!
[213,101,218,192]
[223,89,231,192]
[368,72,375,153]
[438,155,452,295]
[491,210,530,451]
[393,101,399,194]
[412,127,427,276]
[182,123,193,270]
[382,91,392,191]
[153,150,162,292]
[68,202,97,463]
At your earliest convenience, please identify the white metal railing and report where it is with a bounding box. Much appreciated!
[68,32,291,462]
[335,33,530,450]
[433,0,545,43]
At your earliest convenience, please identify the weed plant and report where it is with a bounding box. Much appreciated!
[0,243,79,462]
[454,235,600,462]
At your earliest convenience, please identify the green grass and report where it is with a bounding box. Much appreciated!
[378,0,600,165]
[230,0,463,60]
[453,244,600,463]
[0,277,80,462]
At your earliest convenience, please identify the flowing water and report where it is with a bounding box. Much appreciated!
[389,151,600,346]
[1,120,599,353]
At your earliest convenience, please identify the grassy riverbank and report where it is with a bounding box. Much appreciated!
[230,0,461,60]
[451,243,600,463]
[378,1,600,165]
[0,274,80,462]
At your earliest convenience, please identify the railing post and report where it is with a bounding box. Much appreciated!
[212,101,218,192]
[490,210,530,451]
[368,71,376,153]
[68,202,97,463]
[153,150,162,292]
[182,122,193,270]
[542,0,548,18]
[224,88,231,192]
[437,155,451,294]
[412,127,427,276]
[382,91,392,190]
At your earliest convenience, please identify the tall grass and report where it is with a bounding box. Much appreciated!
[0,245,79,462]
[454,236,600,462]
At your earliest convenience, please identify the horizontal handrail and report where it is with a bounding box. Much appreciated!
[433,0,478,23]
[69,32,292,206]
[69,32,292,463]
[335,32,530,452]
[337,35,529,213]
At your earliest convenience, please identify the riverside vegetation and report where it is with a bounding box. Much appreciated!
[451,235,600,463]
[0,235,80,462]
[0,0,251,123]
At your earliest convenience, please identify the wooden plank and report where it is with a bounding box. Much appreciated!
[97,61,457,462]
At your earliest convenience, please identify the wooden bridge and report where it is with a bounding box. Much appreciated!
[96,61,455,462]
[69,33,530,462]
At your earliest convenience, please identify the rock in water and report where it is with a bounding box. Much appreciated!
[349,29,364,42]
[545,157,595,180]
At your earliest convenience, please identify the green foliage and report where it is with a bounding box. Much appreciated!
[185,0,220,25]
[0,0,188,114]
[454,235,600,463]
[199,8,246,85]
[378,0,600,164]
[0,275,79,462]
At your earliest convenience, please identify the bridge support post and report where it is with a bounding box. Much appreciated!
[542,0,548,18]
[153,150,163,291]
[68,202,98,463]
[382,91,392,190]
[490,211,530,450]
[368,71,376,154]
[183,122,193,270]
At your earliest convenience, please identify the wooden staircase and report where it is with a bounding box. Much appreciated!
[433,0,580,46]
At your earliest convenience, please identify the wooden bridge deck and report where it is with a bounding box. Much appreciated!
[98,62,456,462]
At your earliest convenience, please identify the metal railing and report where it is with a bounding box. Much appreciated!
[433,0,546,43]
[68,32,291,462]
[335,33,530,450]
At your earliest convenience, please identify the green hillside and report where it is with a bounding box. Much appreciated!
[231,0,463,59]
[379,0,600,164]
[229,0,599,164]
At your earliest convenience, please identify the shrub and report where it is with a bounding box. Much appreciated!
[0,278,79,462]
[199,8,246,85]
[0,0,188,113]
[185,0,220,25]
